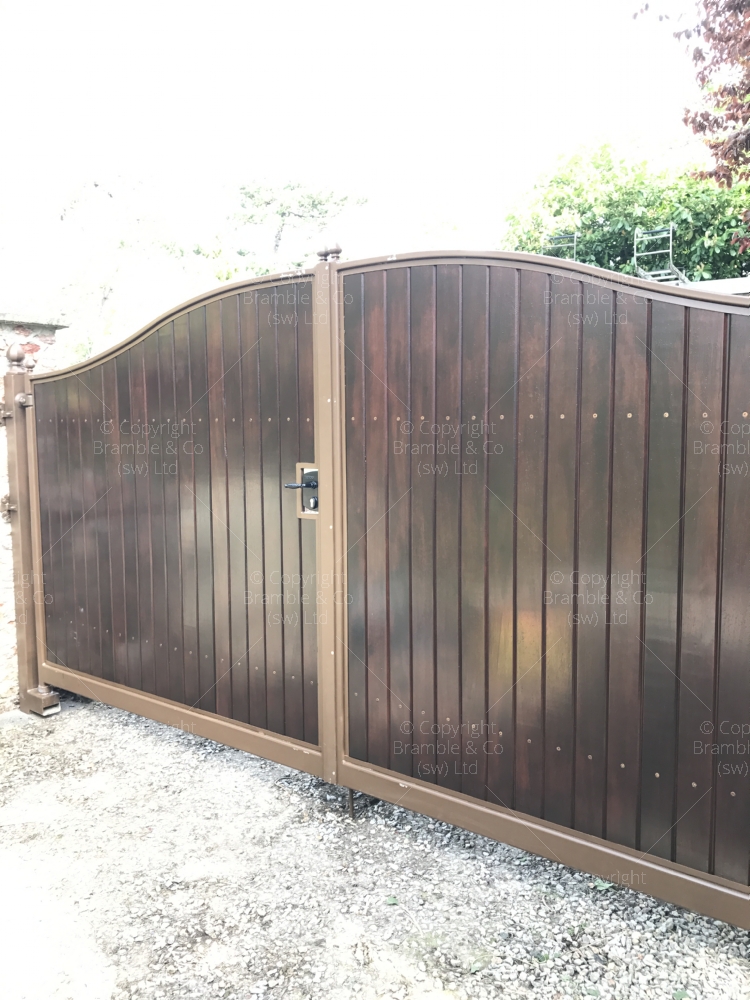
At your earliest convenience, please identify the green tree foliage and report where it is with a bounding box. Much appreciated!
[502,146,750,280]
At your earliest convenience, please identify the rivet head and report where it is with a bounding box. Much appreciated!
[692,782,697,788]
[655,772,660,778]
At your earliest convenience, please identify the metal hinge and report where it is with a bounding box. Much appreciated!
[14,393,33,408]
[1,495,17,521]
[0,407,12,425]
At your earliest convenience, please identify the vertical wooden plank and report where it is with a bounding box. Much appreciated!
[460,264,489,800]
[362,270,390,768]
[386,268,412,775]
[117,353,141,689]
[258,289,284,733]
[88,367,114,683]
[713,314,750,884]
[57,376,76,671]
[34,386,58,664]
[78,369,102,678]
[188,308,215,714]
[344,273,368,761]
[206,302,230,718]
[543,275,580,827]
[128,342,154,694]
[486,267,518,808]
[176,313,199,708]
[640,302,686,857]
[674,309,724,872]
[409,266,436,780]
[223,296,250,726]
[158,326,184,705]
[435,264,462,791]
[605,293,648,849]
[297,281,319,744]
[278,286,304,740]
[144,332,169,701]
[67,378,89,674]
[239,292,266,729]
[514,268,548,818]
[574,278,614,837]
[102,360,127,686]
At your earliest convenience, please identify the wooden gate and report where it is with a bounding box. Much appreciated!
[7,251,750,927]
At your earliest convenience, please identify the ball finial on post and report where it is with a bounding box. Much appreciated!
[6,342,26,372]
[317,244,342,262]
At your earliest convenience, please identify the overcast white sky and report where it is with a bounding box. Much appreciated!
[0,0,708,348]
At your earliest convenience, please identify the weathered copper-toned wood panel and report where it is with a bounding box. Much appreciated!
[35,281,318,745]
[486,266,518,809]
[674,310,724,873]
[343,259,749,884]
[574,285,613,839]
[296,283,318,745]
[385,268,412,777]
[714,314,750,883]
[410,266,437,783]
[435,264,463,792]
[544,275,579,828]
[514,268,547,818]
[640,301,685,858]
[460,265,490,802]
[362,269,389,771]
[343,273,368,763]
[606,293,648,850]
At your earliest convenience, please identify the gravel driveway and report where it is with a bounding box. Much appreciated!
[1,447,749,1000]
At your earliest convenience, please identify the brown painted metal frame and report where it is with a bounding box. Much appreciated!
[9,251,750,930]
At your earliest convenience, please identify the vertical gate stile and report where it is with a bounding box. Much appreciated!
[5,348,60,715]
[312,257,344,783]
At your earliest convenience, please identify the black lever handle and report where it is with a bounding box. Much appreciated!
[284,481,318,489]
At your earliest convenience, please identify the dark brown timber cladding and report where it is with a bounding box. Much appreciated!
[34,281,318,745]
[343,260,750,882]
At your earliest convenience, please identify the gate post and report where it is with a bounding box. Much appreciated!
[313,248,346,783]
[3,344,60,716]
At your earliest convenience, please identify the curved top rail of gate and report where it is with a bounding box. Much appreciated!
[30,266,316,382]
[331,249,750,309]
[28,250,750,384]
